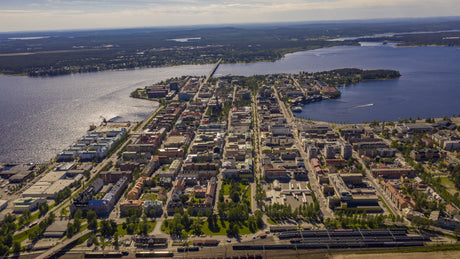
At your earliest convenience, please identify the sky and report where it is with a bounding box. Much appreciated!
[1,0,460,32]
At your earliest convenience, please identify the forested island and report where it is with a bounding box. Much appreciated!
[0,17,459,77]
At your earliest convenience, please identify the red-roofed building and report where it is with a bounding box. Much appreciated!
[325,159,346,166]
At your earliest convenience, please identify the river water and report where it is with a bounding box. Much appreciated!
[0,44,459,162]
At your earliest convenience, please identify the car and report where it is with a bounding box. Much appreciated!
[252,236,256,239]
[227,239,231,243]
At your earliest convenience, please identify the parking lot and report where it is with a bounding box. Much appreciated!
[264,179,314,209]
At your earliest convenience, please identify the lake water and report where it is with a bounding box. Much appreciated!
[1,44,460,162]
[0,64,213,163]
[216,45,460,123]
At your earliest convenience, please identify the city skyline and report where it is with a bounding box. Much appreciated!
[1,0,460,32]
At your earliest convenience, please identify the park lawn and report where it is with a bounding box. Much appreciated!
[117,221,155,237]
[440,177,459,196]
[440,177,456,189]
[142,193,157,200]
[222,182,248,196]
[243,186,251,208]
[146,222,156,233]
[117,224,127,236]
[162,216,257,237]
[201,220,228,235]
[201,219,256,236]
[222,183,230,195]
[13,226,37,243]
[266,218,278,225]
[75,231,92,245]
[162,218,228,236]
[28,211,40,222]
[237,223,253,235]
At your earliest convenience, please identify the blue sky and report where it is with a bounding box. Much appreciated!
[1,0,460,32]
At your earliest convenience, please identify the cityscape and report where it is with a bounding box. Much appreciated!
[1,60,460,258]
[1,1,460,258]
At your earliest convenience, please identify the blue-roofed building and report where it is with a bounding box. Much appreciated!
[88,177,128,216]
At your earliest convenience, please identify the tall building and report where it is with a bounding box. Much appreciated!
[341,142,353,159]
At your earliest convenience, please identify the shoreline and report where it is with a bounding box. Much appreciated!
[1,114,457,165]
[1,43,457,78]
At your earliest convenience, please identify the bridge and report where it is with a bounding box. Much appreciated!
[205,58,222,83]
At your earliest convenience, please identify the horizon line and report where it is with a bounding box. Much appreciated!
[1,15,460,34]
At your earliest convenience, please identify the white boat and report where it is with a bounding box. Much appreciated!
[355,103,374,108]
[291,106,303,113]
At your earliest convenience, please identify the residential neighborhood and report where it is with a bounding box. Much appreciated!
[1,65,460,258]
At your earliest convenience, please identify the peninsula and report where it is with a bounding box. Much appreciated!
[1,62,459,258]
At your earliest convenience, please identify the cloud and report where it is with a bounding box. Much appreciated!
[1,10,34,13]
[0,0,459,32]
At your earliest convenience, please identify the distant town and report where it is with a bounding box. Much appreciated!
[1,63,460,258]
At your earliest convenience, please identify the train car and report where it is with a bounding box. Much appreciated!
[135,250,173,257]
[84,251,125,258]
[177,246,199,252]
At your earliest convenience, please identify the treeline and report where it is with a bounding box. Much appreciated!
[0,40,347,77]
[0,214,17,255]
[326,68,401,81]
[324,212,390,229]
[300,68,401,88]
[359,31,460,47]
[361,70,401,80]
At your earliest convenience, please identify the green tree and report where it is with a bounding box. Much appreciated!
[38,202,49,217]
[93,235,100,246]
[181,212,191,232]
[67,222,75,238]
[126,223,136,235]
[255,210,264,228]
[100,220,110,237]
[13,240,21,253]
[248,216,257,233]
[87,210,98,229]
[232,223,240,237]
[23,209,31,222]
[170,213,185,236]
[110,220,118,235]
[191,219,203,236]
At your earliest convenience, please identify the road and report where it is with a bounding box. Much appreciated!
[35,229,91,259]
[352,151,402,217]
[15,122,140,247]
[272,86,333,219]
[290,74,308,97]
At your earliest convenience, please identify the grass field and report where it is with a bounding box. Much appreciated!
[440,177,459,196]
[201,220,228,236]
[117,221,155,236]
[267,218,278,225]
[221,182,247,196]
